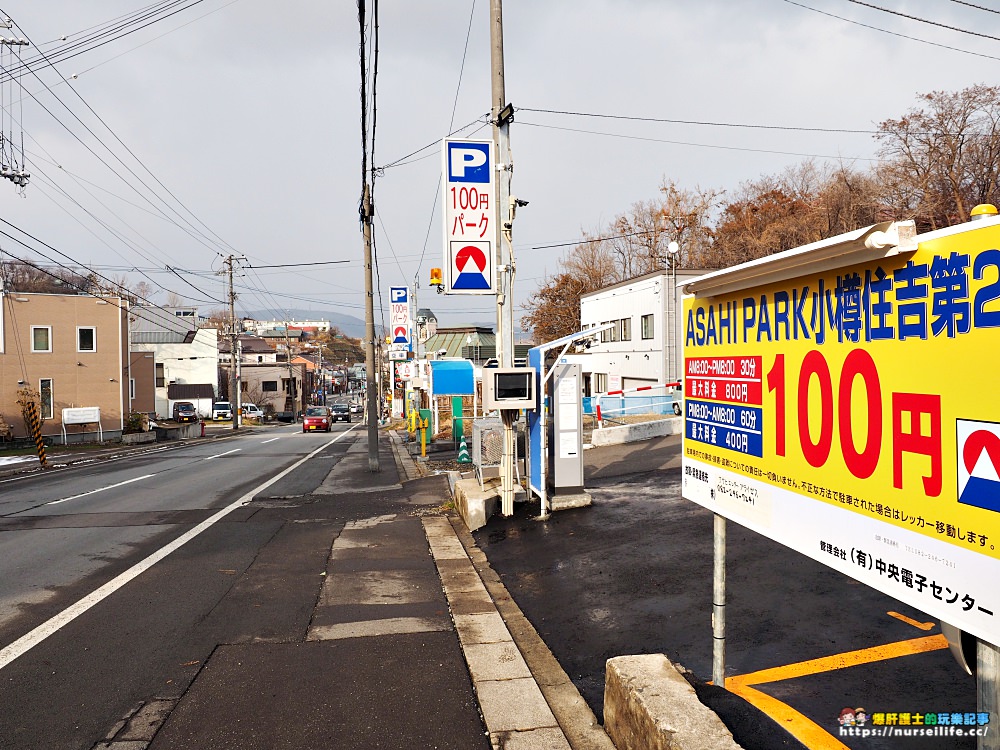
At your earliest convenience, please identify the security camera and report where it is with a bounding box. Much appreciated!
[513,197,529,208]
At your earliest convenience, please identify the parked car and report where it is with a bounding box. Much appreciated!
[172,401,198,423]
[330,403,351,423]
[212,401,232,421]
[242,403,264,421]
[302,406,332,433]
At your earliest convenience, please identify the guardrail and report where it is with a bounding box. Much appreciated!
[595,381,682,429]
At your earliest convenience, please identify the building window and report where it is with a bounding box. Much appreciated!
[593,373,608,393]
[77,327,96,352]
[619,318,632,342]
[155,363,165,388]
[641,314,654,340]
[257,355,263,363]
[31,326,52,353]
[262,381,278,392]
[39,378,53,420]
[129,379,136,399]
[600,321,619,343]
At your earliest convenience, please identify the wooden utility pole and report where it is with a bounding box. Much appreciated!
[224,255,242,430]
[362,183,379,472]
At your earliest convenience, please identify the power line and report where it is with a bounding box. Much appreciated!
[845,0,1000,42]
[517,107,879,135]
[781,0,1000,62]
[516,120,877,163]
[950,0,1000,15]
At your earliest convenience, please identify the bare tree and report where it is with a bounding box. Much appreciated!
[876,84,1000,229]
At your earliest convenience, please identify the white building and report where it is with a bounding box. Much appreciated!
[579,268,706,395]
[131,327,219,418]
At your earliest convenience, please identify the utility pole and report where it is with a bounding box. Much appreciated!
[361,183,380,472]
[489,0,520,516]
[223,255,243,431]
[490,0,514,369]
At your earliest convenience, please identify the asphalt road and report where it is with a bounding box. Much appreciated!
[472,434,979,750]
[0,423,396,750]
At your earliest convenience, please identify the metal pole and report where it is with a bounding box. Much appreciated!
[361,183,380,472]
[713,513,727,688]
[979,639,999,750]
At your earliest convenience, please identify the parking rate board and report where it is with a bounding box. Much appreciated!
[442,138,496,295]
[681,219,1000,644]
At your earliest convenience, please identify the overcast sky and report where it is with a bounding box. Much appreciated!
[1,0,996,332]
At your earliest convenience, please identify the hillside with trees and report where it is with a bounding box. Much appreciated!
[521,84,1000,341]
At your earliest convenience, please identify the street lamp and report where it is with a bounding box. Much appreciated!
[666,240,680,384]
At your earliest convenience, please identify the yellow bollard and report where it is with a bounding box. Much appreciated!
[420,417,428,458]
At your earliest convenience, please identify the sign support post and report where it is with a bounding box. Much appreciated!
[713,514,726,688]
[979,640,999,750]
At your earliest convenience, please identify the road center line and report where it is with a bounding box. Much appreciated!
[0,429,354,671]
[47,474,156,505]
[261,437,281,444]
[204,449,241,460]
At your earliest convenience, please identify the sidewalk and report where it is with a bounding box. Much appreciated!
[106,428,613,750]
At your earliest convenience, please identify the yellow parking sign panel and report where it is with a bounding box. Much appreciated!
[682,215,1000,644]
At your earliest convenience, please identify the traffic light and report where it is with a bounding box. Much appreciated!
[430,267,443,287]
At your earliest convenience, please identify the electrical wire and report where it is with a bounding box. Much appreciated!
[516,119,876,162]
[844,0,1000,41]
[781,0,1000,62]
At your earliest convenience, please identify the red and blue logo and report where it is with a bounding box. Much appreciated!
[451,242,491,290]
[958,419,1000,513]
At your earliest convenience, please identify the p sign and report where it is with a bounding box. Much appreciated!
[389,286,410,348]
[447,142,491,183]
[443,138,496,295]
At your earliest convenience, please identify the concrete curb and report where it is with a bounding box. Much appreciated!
[447,516,617,750]
[423,516,573,750]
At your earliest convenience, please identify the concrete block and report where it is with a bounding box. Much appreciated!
[453,477,500,531]
[604,655,743,750]
[550,491,592,511]
[591,417,682,447]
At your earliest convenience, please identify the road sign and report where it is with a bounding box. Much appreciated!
[682,218,1000,645]
[443,139,496,295]
[389,286,410,347]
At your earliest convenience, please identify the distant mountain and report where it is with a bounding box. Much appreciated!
[245,309,368,339]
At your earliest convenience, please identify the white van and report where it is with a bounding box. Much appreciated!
[242,403,264,421]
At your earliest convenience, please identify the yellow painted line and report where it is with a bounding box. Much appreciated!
[727,682,850,750]
[727,634,948,688]
[723,635,949,750]
[887,611,935,631]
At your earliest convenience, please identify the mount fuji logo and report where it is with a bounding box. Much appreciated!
[957,419,1000,513]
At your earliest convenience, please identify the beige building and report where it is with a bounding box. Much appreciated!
[1,291,130,442]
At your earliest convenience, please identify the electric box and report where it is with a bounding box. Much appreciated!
[482,368,537,411]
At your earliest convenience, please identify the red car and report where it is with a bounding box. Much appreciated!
[302,406,332,432]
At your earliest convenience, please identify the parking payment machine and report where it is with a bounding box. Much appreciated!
[548,363,583,495]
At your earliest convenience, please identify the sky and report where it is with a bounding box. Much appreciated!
[0,0,997,335]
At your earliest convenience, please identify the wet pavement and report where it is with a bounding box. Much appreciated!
[471,434,977,750]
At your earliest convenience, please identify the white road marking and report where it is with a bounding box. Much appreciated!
[0,429,355,671]
[47,474,155,505]
[204,448,241,460]
[261,437,281,444]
